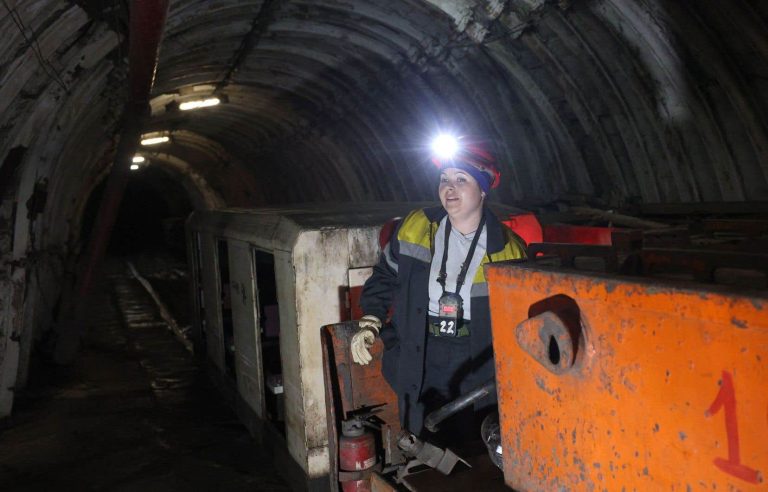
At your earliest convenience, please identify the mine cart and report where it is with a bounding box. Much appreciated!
[487,242,767,490]
[186,203,424,489]
[322,219,767,491]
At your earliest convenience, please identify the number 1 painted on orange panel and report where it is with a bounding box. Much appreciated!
[705,370,762,484]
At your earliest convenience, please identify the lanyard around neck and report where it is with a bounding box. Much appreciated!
[437,214,486,295]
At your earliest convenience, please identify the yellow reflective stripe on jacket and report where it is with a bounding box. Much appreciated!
[472,228,527,285]
[397,208,527,287]
[396,209,434,262]
[397,209,433,249]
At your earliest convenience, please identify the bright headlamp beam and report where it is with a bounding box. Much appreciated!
[179,97,220,111]
[431,134,460,159]
[132,155,145,163]
[140,136,169,146]
[130,164,140,171]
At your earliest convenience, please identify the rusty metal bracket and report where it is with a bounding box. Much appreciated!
[396,431,471,478]
[515,310,576,374]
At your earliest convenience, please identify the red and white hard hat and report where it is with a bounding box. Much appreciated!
[430,134,501,191]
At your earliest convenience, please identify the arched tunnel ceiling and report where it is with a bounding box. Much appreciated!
[1,0,768,232]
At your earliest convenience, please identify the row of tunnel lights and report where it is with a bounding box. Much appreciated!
[130,96,221,170]
[129,95,467,171]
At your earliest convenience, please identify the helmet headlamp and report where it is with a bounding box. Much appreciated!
[429,133,501,191]
[430,133,460,160]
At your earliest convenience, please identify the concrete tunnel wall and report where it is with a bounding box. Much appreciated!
[0,0,766,423]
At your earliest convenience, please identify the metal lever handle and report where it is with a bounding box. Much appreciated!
[424,379,496,433]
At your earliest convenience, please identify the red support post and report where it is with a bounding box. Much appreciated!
[55,0,171,363]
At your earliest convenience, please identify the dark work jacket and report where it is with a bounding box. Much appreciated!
[359,205,527,433]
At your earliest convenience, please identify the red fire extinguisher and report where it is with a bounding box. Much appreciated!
[339,418,377,492]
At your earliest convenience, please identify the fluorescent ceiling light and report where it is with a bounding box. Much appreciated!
[141,135,169,146]
[179,97,220,111]
[130,164,140,171]
[132,155,145,163]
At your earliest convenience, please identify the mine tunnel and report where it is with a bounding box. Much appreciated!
[0,1,766,491]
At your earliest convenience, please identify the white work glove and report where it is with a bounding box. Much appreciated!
[351,315,382,365]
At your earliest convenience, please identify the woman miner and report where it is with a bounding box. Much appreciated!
[351,136,527,442]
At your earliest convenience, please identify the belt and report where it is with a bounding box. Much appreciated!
[427,317,471,337]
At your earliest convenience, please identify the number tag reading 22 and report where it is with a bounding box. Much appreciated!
[437,292,462,337]
[438,319,457,336]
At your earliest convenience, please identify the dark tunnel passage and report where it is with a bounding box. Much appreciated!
[0,257,290,491]
[83,164,196,335]
[82,166,193,259]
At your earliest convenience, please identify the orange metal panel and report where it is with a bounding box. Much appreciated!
[321,323,399,423]
[487,263,768,491]
[322,323,401,490]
